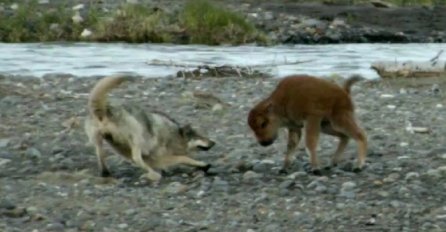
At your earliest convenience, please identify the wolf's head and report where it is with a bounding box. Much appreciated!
[180,124,216,151]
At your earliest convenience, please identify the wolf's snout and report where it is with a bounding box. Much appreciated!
[198,140,215,151]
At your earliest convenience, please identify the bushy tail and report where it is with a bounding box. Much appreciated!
[343,74,364,95]
[88,75,131,121]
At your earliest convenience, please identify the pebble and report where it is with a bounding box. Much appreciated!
[286,171,307,179]
[380,94,395,98]
[0,199,15,210]
[279,180,295,190]
[212,177,230,192]
[25,147,42,159]
[339,181,356,199]
[315,185,328,193]
[0,138,10,148]
[341,181,356,191]
[10,3,19,10]
[117,223,128,229]
[0,158,11,167]
[404,172,420,181]
[242,171,262,183]
[387,105,396,109]
[26,206,39,214]
[46,222,65,231]
[383,173,400,183]
[72,12,83,24]
[252,159,275,173]
[377,191,389,197]
[426,169,441,178]
[72,4,84,10]
[163,182,188,195]
[80,29,93,38]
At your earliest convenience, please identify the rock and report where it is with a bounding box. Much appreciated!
[383,173,400,183]
[25,147,42,159]
[315,185,328,193]
[380,94,395,98]
[390,200,401,208]
[127,0,139,3]
[49,23,60,31]
[339,181,356,198]
[0,199,15,210]
[299,18,326,29]
[279,180,295,190]
[286,171,307,179]
[377,191,390,197]
[0,138,10,148]
[0,158,11,167]
[233,160,253,173]
[38,0,50,4]
[243,171,262,182]
[117,223,128,229]
[80,29,93,38]
[206,166,228,175]
[10,3,19,10]
[72,4,84,11]
[26,206,39,214]
[252,159,275,173]
[426,169,441,178]
[341,181,356,191]
[163,182,188,195]
[211,177,230,192]
[72,12,83,24]
[404,172,420,181]
[46,222,65,231]
[81,220,96,231]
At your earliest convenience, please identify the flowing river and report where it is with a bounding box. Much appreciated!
[0,42,444,79]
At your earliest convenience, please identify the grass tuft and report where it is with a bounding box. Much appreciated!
[180,0,265,45]
[93,4,173,43]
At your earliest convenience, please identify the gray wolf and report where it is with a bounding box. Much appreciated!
[84,75,215,182]
[247,74,367,175]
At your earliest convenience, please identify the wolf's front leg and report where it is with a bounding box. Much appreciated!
[131,146,162,182]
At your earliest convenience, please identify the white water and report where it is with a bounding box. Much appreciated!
[0,42,444,79]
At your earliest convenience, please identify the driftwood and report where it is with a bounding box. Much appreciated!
[146,59,314,79]
[176,65,272,79]
[371,50,446,79]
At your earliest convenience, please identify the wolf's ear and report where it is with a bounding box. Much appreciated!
[179,124,192,136]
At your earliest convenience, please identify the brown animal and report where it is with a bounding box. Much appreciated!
[247,74,367,175]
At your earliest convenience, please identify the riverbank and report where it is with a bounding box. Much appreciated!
[0,0,445,45]
[1,73,446,231]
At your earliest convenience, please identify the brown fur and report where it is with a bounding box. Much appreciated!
[84,75,215,183]
[247,74,367,174]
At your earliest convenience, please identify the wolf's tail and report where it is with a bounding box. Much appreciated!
[343,74,364,95]
[88,75,131,121]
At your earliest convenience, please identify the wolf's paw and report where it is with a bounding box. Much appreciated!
[197,163,212,173]
[141,171,162,182]
[312,169,322,176]
[278,168,289,175]
[100,168,111,177]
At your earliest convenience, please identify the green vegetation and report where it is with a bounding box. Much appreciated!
[92,4,173,43]
[0,0,266,45]
[0,1,100,42]
[180,0,265,45]
[308,0,446,6]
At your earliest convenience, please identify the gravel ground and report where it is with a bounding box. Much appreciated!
[1,74,446,232]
